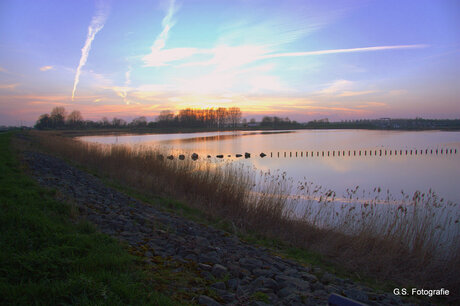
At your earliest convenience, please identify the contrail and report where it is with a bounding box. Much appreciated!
[259,44,428,60]
[72,1,110,101]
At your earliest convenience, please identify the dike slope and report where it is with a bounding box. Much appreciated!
[24,151,408,305]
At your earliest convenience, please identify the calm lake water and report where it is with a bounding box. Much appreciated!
[79,129,460,205]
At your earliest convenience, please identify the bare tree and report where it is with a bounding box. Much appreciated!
[157,110,175,122]
[35,113,51,129]
[228,107,242,128]
[100,117,110,127]
[216,107,228,128]
[131,116,147,127]
[112,117,126,127]
[50,106,66,127]
[66,110,83,127]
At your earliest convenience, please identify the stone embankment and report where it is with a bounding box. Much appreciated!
[25,151,408,305]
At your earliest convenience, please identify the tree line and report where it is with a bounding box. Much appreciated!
[157,107,242,128]
[34,107,242,130]
[260,116,300,128]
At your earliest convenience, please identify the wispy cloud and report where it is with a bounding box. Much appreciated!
[388,89,408,96]
[0,66,7,73]
[124,66,132,86]
[106,66,133,104]
[317,80,353,95]
[338,90,376,97]
[142,0,180,67]
[40,65,54,72]
[0,83,19,90]
[315,80,379,98]
[355,102,387,108]
[72,0,110,101]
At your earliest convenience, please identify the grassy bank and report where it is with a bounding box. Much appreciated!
[0,132,177,305]
[30,130,459,300]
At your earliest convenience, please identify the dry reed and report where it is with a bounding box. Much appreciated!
[31,131,460,297]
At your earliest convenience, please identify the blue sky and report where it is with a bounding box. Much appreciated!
[0,0,459,125]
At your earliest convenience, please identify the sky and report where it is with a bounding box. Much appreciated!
[0,0,459,126]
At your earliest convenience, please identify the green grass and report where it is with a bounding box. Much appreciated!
[0,132,176,305]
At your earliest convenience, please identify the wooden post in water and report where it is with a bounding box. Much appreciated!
[290,152,292,157]
[271,152,273,157]
[354,151,356,156]
[380,149,382,156]
[301,152,303,157]
[316,151,319,157]
[348,151,351,156]
[296,152,298,157]
[333,151,335,157]
[364,150,366,156]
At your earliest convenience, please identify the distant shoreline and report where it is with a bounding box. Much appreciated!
[37,126,460,137]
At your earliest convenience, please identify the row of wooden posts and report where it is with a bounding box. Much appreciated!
[159,148,457,160]
[267,148,457,158]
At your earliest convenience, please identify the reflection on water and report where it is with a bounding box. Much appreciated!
[157,130,295,145]
[79,129,460,204]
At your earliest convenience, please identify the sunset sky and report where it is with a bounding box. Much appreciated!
[0,0,459,126]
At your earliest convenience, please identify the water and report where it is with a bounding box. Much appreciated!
[80,129,460,205]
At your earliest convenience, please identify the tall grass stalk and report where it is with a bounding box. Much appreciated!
[33,131,460,294]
